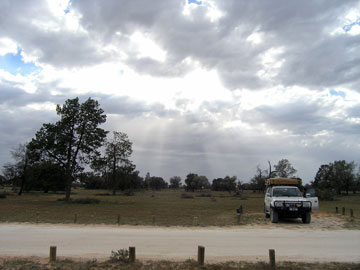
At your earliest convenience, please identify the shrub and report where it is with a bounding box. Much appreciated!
[95,193,111,196]
[57,197,100,204]
[196,193,212,197]
[181,193,194,199]
[110,249,129,263]
[317,189,336,201]
[73,198,100,204]
[123,189,135,196]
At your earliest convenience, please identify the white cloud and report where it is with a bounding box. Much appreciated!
[0,38,17,56]
[130,32,167,63]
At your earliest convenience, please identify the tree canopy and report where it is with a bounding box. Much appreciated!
[184,173,210,191]
[102,131,134,194]
[313,160,356,195]
[273,159,297,178]
[28,97,108,200]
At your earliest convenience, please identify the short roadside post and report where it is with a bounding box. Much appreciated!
[49,246,57,262]
[198,245,205,265]
[269,249,276,269]
[129,246,136,263]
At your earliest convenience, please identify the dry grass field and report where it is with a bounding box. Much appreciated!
[0,187,359,228]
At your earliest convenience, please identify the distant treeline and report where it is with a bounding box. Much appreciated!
[1,98,359,200]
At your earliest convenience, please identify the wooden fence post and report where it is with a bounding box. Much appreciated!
[342,207,345,215]
[36,212,39,223]
[193,217,198,226]
[129,247,136,263]
[198,246,205,266]
[49,246,57,262]
[335,206,338,213]
[350,209,354,218]
[117,215,121,225]
[74,214,77,223]
[269,249,276,269]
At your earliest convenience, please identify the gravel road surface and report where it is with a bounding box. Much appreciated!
[0,223,359,262]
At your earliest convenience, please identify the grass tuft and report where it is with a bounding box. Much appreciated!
[57,197,100,204]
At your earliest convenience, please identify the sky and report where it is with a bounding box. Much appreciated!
[0,0,360,184]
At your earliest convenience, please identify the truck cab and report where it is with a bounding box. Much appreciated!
[264,178,317,224]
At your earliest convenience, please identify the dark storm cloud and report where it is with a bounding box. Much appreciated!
[70,0,360,91]
[241,100,360,136]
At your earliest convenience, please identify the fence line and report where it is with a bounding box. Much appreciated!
[48,245,276,267]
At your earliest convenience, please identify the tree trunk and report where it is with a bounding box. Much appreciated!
[65,170,72,200]
[18,174,26,196]
[18,152,29,196]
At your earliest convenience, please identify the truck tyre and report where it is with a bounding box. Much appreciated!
[270,208,278,223]
[302,212,311,224]
[264,205,270,218]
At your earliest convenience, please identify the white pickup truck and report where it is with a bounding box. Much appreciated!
[264,178,319,224]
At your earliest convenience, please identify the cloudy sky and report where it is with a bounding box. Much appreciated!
[1,0,360,183]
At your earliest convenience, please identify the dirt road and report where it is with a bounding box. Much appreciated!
[0,223,359,262]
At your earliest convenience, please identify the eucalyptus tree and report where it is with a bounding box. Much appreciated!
[2,143,30,195]
[104,131,134,194]
[28,97,108,200]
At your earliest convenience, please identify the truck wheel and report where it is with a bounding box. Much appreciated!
[302,212,311,224]
[264,205,270,218]
[270,208,278,223]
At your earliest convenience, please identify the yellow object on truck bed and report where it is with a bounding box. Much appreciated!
[265,178,299,186]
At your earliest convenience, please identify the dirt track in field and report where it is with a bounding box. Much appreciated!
[0,215,359,263]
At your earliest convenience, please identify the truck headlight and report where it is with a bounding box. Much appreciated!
[274,201,283,207]
[303,201,311,208]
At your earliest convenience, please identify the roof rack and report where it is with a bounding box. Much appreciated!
[265,178,299,186]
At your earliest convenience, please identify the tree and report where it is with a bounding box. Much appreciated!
[313,160,356,195]
[333,160,355,195]
[80,172,107,189]
[273,159,297,178]
[144,172,151,189]
[2,143,30,195]
[103,131,134,195]
[212,176,237,193]
[26,161,65,193]
[169,176,182,189]
[28,98,107,200]
[184,173,210,192]
[149,176,168,190]
[249,166,266,193]
[0,174,5,186]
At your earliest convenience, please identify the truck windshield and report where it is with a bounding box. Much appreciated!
[273,187,301,197]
